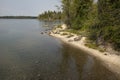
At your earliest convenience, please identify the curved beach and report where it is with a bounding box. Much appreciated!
[50,25,120,78]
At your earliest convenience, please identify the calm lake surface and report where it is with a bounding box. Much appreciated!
[0,19,119,80]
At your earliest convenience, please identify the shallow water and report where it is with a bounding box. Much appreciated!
[0,19,119,80]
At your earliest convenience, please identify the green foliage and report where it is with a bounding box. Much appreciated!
[88,29,98,41]
[62,0,93,29]
[62,0,72,27]
[72,0,93,29]
[61,32,68,35]
[97,0,120,50]
[66,29,80,34]
[57,24,62,28]
[72,16,82,29]
[102,26,120,50]
[41,0,120,51]
[82,3,98,30]
[85,39,106,52]
[98,0,120,26]
[85,43,98,49]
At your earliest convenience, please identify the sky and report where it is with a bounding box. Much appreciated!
[0,0,61,16]
[0,0,97,16]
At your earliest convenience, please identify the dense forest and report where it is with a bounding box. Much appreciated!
[38,11,62,21]
[61,0,120,51]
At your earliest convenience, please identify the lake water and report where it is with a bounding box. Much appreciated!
[0,19,119,80]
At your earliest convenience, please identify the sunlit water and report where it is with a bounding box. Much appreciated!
[0,19,119,80]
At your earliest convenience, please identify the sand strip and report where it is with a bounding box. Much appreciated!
[50,31,120,78]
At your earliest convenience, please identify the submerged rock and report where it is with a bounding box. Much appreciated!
[45,31,48,33]
[48,32,51,35]
[40,32,44,34]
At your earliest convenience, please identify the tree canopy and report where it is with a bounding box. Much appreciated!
[61,0,120,50]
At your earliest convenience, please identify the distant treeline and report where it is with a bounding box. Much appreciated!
[38,11,62,21]
[0,16,37,19]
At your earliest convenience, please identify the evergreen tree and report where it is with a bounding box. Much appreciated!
[71,0,93,29]
[98,0,120,26]
[62,0,93,29]
[97,0,120,50]
[62,0,72,28]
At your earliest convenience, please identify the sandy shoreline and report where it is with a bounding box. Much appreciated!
[50,25,120,78]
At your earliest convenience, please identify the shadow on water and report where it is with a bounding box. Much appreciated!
[58,43,119,80]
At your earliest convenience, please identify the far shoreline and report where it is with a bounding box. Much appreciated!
[0,16,37,19]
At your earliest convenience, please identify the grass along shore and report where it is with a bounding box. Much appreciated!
[50,24,120,78]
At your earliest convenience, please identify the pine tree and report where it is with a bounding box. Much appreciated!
[71,0,93,29]
[62,0,93,29]
[98,0,120,26]
[62,0,72,28]
[97,0,120,50]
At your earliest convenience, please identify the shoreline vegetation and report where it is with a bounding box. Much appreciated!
[38,0,120,52]
[0,16,37,19]
[60,0,120,51]
[49,24,120,77]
